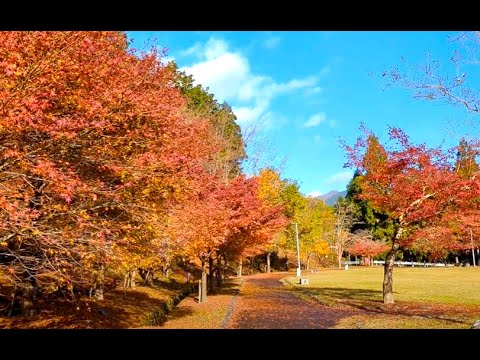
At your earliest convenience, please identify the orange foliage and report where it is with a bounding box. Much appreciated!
[0,31,215,296]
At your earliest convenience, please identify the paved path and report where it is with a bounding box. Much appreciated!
[226,272,357,329]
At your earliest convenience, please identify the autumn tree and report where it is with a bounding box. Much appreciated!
[343,125,475,304]
[346,230,389,265]
[278,181,308,269]
[380,31,480,265]
[0,31,219,314]
[297,197,335,270]
[453,138,480,265]
[172,64,246,181]
[218,176,287,278]
[346,141,396,242]
[344,138,396,267]
[455,137,479,178]
[256,168,287,272]
[168,174,286,301]
[332,197,355,269]
[406,138,480,264]
[167,174,229,302]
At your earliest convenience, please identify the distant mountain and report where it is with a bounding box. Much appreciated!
[318,190,347,205]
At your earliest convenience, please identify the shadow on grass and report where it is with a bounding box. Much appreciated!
[297,287,383,310]
[291,286,470,325]
[182,278,242,299]
[0,283,196,329]
[153,277,187,291]
[207,280,242,297]
[161,306,195,323]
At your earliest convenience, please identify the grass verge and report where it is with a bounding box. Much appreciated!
[283,266,480,329]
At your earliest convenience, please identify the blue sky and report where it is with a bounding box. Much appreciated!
[127,31,476,197]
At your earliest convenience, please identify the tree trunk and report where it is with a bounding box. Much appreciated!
[383,228,402,304]
[94,282,104,300]
[198,280,202,302]
[147,270,153,285]
[223,256,229,280]
[216,261,222,287]
[94,264,105,300]
[162,264,171,278]
[124,271,131,288]
[201,261,208,303]
[131,269,137,288]
[237,258,243,277]
[215,253,222,287]
[123,269,137,288]
[337,247,343,269]
[21,286,36,317]
[306,254,310,271]
[266,252,271,273]
[7,285,16,317]
[139,268,153,286]
[208,255,214,292]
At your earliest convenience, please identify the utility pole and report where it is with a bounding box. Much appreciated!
[294,222,301,277]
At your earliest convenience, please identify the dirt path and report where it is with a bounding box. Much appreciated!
[226,272,358,329]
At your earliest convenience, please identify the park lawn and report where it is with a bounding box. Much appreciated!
[283,266,480,329]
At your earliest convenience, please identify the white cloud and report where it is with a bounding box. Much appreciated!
[183,52,250,103]
[262,36,281,49]
[179,43,202,57]
[320,66,331,76]
[307,191,323,197]
[304,113,327,128]
[268,76,318,94]
[326,171,354,185]
[232,102,268,125]
[179,37,322,129]
[305,86,323,96]
[162,56,175,65]
[204,38,229,60]
[237,76,269,102]
[261,111,287,131]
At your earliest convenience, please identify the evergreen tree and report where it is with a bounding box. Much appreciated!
[170,63,246,180]
[455,137,479,179]
[345,135,395,241]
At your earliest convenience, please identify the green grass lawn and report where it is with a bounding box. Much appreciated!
[283,266,480,329]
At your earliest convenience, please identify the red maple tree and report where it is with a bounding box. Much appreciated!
[346,230,389,263]
[0,31,218,312]
[343,126,477,303]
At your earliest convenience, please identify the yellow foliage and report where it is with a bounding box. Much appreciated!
[257,168,284,206]
[313,240,330,255]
